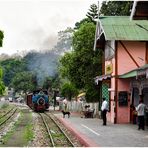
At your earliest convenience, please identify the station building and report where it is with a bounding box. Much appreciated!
[95,1,148,124]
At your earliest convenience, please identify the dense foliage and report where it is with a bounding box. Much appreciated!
[0,30,4,47]
[60,22,102,102]
[0,67,5,95]
[0,30,5,95]
[0,58,27,86]
[61,82,78,101]
[10,71,37,93]
[100,1,133,16]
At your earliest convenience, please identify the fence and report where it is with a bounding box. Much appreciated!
[59,101,100,118]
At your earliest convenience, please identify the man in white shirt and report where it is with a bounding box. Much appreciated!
[136,96,146,130]
[101,97,108,125]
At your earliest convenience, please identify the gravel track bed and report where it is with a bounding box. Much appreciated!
[47,111,84,147]
[43,113,73,147]
[28,111,50,147]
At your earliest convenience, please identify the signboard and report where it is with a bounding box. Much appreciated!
[118,91,128,106]
[105,64,113,74]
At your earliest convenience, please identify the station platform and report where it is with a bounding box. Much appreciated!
[54,111,148,147]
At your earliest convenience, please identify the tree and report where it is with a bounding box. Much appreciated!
[86,4,98,23]
[59,22,102,102]
[61,82,78,101]
[74,18,92,30]
[0,68,5,95]
[74,4,98,30]
[10,71,37,93]
[100,1,133,16]
[0,30,5,95]
[54,27,74,54]
[0,30,4,47]
[0,58,27,86]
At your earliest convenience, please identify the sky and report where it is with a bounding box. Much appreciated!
[0,0,98,55]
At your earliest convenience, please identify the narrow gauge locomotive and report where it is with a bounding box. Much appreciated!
[26,90,49,112]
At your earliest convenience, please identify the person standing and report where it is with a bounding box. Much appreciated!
[101,97,108,125]
[63,98,68,112]
[136,96,146,130]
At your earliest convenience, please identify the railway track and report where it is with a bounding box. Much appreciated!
[0,108,14,120]
[0,108,17,127]
[39,112,75,147]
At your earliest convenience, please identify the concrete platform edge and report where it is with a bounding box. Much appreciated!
[57,117,99,147]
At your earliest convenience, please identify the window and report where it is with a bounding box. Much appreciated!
[105,41,115,60]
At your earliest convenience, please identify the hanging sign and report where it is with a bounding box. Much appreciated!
[105,64,113,74]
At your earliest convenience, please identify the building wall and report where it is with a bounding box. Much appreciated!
[117,79,130,123]
[105,41,146,123]
[116,41,146,123]
[105,58,116,123]
[118,41,146,75]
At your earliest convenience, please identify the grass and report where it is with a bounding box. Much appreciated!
[23,113,34,142]
[0,109,34,146]
[1,103,9,109]
[0,110,22,145]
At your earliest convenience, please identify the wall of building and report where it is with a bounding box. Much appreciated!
[105,58,116,123]
[117,79,131,123]
[118,41,146,75]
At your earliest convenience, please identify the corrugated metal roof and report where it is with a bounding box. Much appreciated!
[99,16,148,41]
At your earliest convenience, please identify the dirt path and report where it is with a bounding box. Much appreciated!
[1,109,32,147]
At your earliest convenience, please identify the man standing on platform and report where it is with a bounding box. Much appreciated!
[101,97,108,126]
[136,95,146,130]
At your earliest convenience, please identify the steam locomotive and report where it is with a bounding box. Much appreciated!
[26,89,49,112]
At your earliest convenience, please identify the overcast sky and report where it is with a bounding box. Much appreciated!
[0,0,98,55]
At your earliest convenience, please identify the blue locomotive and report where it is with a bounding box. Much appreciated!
[26,89,49,112]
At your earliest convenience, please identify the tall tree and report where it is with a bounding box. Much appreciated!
[74,3,98,30]
[60,22,102,102]
[86,4,98,23]
[100,1,133,16]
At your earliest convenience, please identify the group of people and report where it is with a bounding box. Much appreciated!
[101,95,148,130]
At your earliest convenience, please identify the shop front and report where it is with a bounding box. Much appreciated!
[120,65,148,126]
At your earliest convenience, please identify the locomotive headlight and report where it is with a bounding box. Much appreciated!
[37,97,45,105]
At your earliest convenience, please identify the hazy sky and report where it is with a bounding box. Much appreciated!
[0,0,98,55]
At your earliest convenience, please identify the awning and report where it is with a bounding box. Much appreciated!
[119,71,137,78]
[119,64,148,79]
[95,74,111,85]
[77,92,85,97]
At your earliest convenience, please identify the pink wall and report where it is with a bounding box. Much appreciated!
[116,41,146,123]
[118,41,146,75]
[104,41,146,123]
[117,79,130,123]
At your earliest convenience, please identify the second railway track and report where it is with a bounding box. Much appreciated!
[39,112,75,147]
